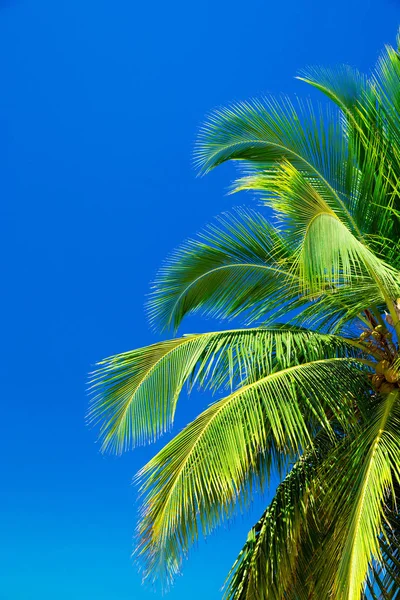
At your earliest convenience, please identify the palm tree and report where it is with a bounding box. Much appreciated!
[89,33,400,599]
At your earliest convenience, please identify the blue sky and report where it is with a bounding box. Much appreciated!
[0,1,398,599]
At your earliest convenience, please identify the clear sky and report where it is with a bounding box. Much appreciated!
[0,1,399,599]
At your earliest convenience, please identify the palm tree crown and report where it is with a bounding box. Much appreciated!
[89,33,400,599]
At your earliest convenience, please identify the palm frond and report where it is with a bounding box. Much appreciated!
[136,358,369,582]
[372,35,400,143]
[223,444,327,600]
[299,46,400,256]
[238,162,400,300]
[147,208,299,332]
[196,101,400,303]
[196,97,361,237]
[88,326,366,453]
[315,390,400,599]
[295,209,400,298]
[367,501,400,599]
[297,64,369,114]
[147,204,400,339]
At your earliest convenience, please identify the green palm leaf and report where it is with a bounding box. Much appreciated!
[196,101,400,303]
[298,41,400,255]
[297,64,369,114]
[315,391,400,599]
[88,327,365,452]
[147,208,299,332]
[196,97,348,200]
[136,358,369,582]
[367,501,400,599]
[223,446,324,600]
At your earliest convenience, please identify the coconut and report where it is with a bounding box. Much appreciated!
[379,381,395,394]
[385,368,400,383]
[376,360,391,375]
[372,374,384,388]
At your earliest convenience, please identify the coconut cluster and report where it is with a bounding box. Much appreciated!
[359,324,390,343]
[372,359,400,394]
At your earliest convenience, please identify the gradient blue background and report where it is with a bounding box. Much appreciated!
[0,1,398,598]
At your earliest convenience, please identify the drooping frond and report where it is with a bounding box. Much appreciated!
[223,445,326,600]
[297,64,369,114]
[196,97,344,200]
[314,390,400,599]
[148,205,400,339]
[147,208,299,332]
[136,358,369,582]
[240,167,400,302]
[372,35,400,146]
[298,43,400,257]
[196,98,361,236]
[366,498,400,599]
[295,209,400,298]
[88,327,367,453]
[196,101,400,302]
